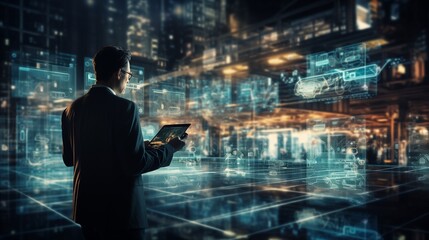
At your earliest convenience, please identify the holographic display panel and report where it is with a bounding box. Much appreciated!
[11,51,76,167]
[408,125,429,167]
[304,118,367,198]
[15,107,63,167]
[237,75,278,113]
[11,52,76,100]
[281,43,400,103]
[149,78,186,117]
[12,67,73,99]
[189,77,232,116]
[407,118,429,184]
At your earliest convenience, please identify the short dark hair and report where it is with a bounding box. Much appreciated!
[93,46,131,82]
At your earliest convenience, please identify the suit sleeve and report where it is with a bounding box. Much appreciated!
[61,109,73,167]
[116,102,175,176]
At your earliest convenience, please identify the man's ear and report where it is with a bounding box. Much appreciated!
[117,69,122,79]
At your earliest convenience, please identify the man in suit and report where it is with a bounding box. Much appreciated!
[61,46,186,240]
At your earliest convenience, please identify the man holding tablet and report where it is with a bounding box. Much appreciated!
[61,46,186,240]
[149,124,190,146]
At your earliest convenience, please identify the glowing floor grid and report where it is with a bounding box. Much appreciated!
[1,158,429,240]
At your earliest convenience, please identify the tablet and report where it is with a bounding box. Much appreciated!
[149,124,191,145]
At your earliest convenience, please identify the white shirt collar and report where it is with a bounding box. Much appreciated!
[92,84,116,95]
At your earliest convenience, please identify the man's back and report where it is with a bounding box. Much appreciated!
[62,86,175,229]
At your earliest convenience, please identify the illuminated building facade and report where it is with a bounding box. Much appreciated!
[160,0,228,69]
[127,0,152,58]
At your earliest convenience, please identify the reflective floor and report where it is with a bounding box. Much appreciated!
[1,156,429,240]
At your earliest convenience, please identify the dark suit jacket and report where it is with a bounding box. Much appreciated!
[61,86,175,229]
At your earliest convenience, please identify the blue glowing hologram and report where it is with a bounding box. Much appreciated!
[406,121,429,183]
[303,117,367,199]
[237,75,279,113]
[199,78,232,116]
[11,51,76,100]
[11,52,76,168]
[15,106,65,167]
[12,67,72,99]
[291,43,401,101]
[150,88,185,116]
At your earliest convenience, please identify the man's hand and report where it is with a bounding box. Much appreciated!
[168,137,186,152]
